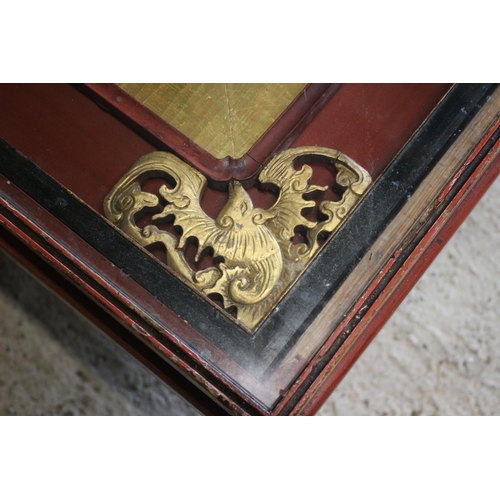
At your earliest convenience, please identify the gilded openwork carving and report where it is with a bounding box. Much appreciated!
[104,147,371,332]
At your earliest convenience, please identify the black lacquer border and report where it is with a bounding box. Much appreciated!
[0,84,495,394]
[258,83,497,371]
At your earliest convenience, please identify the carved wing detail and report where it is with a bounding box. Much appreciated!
[259,148,327,242]
[148,153,221,260]
[260,147,372,259]
[103,151,221,289]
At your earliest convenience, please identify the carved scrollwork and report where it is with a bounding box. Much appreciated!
[104,147,371,332]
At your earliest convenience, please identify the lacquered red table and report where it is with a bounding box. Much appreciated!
[0,83,499,415]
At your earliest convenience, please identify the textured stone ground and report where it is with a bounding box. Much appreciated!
[1,177,499,416]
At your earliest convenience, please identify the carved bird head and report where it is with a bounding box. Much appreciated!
[216,181,274,230]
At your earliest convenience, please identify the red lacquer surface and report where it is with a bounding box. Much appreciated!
[0,84,451,214]
[4,83,491,415]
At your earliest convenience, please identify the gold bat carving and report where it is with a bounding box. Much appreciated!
[104,147,372,332]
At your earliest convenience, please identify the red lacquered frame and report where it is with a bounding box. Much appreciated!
[80,83,338,185]
[0,83,498,415]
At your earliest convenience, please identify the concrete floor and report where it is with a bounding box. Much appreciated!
[1,177,499,416]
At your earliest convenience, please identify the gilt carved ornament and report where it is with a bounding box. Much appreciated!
[104,147,372,332]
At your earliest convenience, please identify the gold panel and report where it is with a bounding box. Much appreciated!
[117,83,306,159]
[104,147,372,333]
